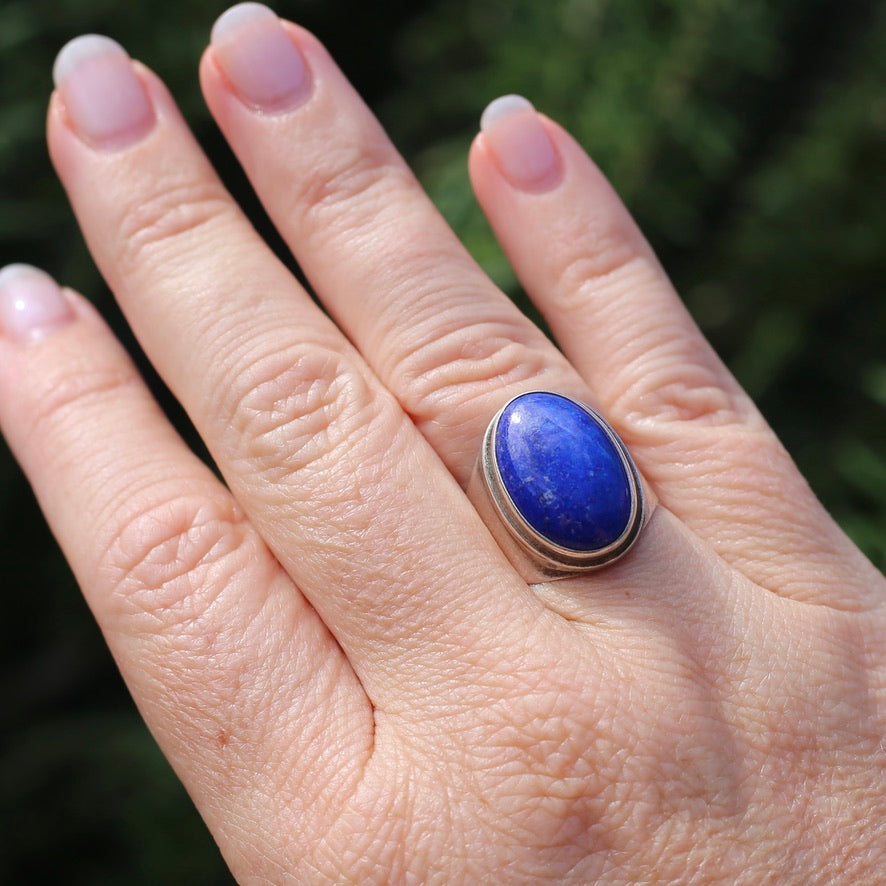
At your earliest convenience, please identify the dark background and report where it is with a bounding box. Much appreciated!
[1,0,884,881]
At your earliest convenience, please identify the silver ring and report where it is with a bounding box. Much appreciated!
[470,391,651,582]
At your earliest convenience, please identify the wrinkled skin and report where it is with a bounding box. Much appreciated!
[0,9,884,885]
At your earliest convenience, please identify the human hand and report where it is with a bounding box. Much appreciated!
[1,4,884,882]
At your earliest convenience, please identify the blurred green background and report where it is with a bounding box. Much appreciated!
[1,0,884,881]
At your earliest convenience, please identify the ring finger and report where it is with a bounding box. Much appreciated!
[198,9,755,629]
[200,7,869,608]
[201,6,588,486]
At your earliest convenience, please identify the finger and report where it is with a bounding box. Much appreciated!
[200,6,588,486]
[197,10,745,632]
[47,36,537,707]
[468,97,881,606]
[0,267,370,880]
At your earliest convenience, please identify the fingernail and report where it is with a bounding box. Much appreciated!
[480,95,561,191]
[0,265,76,344]
[53,35,155,150]
[211,3,310,112]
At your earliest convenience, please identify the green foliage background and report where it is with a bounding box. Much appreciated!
[1,0,883,880]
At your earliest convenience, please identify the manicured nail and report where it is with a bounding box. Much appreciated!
[53,35,155,150]
[211,3,310,112]
[0,265,75,344]
[480,95,560,191]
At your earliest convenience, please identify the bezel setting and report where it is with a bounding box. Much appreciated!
[480,392,646,573]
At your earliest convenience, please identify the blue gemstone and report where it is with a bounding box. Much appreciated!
[493,392,632,552]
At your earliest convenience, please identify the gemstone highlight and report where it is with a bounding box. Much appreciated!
[493,392,632,552]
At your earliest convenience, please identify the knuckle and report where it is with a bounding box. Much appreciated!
[115,178,232,274]
[97,491,292,758]
[225,343,381,481]
[99,490,253,636]
[22,360,138,450]
[291,139,406,233]
[469,671,608,851]
[610,347,753,429]
[393,317,567,424]
[552,214,653,308]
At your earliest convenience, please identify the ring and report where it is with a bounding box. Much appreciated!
[471,391,649,581]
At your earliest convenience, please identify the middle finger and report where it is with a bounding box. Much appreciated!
[47,34,539,711]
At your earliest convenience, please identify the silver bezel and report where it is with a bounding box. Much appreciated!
[480,393,645,572]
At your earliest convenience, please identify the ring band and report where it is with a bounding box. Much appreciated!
[471,391,651,582]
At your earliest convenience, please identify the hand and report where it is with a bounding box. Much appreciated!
[1,5,884,882]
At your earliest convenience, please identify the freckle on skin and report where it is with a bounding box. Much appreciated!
[218,729,229,748]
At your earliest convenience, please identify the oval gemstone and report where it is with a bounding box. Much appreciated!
[493,392,632,552]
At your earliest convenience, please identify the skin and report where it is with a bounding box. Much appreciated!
[1,14,885,885]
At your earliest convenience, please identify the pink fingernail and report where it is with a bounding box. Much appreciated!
[0,265,76,344]
[53,35,156,150]
[211,3,310,112]
[480,95,561,191]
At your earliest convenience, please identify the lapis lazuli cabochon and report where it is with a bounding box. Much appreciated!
[493,392,632,552]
